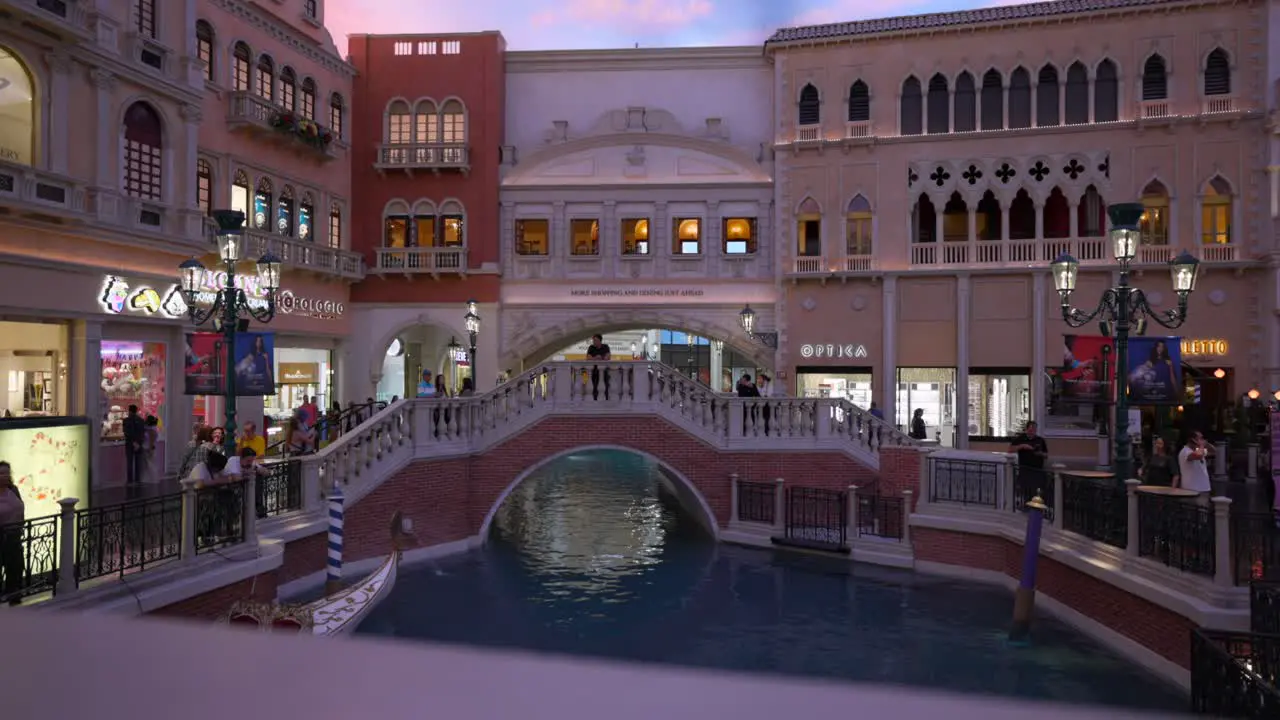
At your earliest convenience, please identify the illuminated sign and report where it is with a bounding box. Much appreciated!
[450,348,469,363]
[1181,339,1229,357]
[800,344,868,359]
[99,275,343,320]
[277,289,344,319]
[101,276,187,319]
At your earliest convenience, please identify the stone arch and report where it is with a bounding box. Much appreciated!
[477,444,719,540]
[370,314,474,397]
[1199,173,1233,196]
[504,133,768,186]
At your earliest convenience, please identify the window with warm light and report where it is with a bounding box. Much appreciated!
[232,43,251,92]
[328,206,342,249]
[797,218,822,257]
[196,21,214,82]
[255,55,274,101]
[1200,176,1232,245]
[387,102,411,147]
[279,67,297,111]
[230,170,250,218]
[722,218,756,254]
[329,93,344,138]
[384,214,409,248]
[515,219,549,255]
[1139,180,1169,246]
[673,218,701,255]
[300,78,316,119]
[196,159,212,216]
[621,218,649,255]
[414,214,436,247]
[571,219,599,256]
[845,195,872,256]
[442,214,464,247]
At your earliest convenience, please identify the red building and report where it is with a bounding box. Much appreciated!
[346,33,506,397]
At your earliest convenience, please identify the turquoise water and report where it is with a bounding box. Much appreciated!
[356,449,1186,711]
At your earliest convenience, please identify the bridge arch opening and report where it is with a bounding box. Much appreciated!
[376,321,471,401]
[479,446,719,543]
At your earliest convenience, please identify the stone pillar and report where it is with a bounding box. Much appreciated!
[1051,464,1065,526]
[90,69,119,222]
[956,274,971,449]
[69,319,103,487]
[44,51,71,174]
[846,485,859,543]
[1067,200,1079,238]
[1031,272,1046,425]
[1214,440,1229,480]
[1034,200,1045,240]
[709,341,723,393]
[242,474,258,546]
[882,275,897,425]
[1000,207,1011,242]
[57,497,78,595]
[772,478,785,535]
[729,473,740,524]
[934,207,945,246]
[1212,496,1233,587]
[1124,479,1140,556]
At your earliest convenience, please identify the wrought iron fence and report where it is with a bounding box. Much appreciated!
[736,480,775,524]
[1253,582,1280,636]
[1138,493,1214,576]
[0,513,59,603]
[1060,476,1126,549]
[928,457,1000,508]
[1233,514,1280,587]
[1011,466,1055,522]
[256,460,302,519]
[782,486,847,550]
[76,493,183,582]
[196,481,246,554]
[1191,629,1280,717]
[855,493,904,540]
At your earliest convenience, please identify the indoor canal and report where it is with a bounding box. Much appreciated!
[355,449,1185,711]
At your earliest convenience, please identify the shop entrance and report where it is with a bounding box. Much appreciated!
[0,320,67,418]
[265,347,333,429]
[379,322,468,401]
[539,329,761,394]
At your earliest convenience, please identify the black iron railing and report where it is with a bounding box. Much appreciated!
[1253,582,1280,636]
[928,457,1000,508]
[195,481,246,553]
[1233,515,1280,587]
[76,493,183,582]
[855,493,904,540]
[1138,493,1214,577]
[1191,629,1280,717]
[265,400,386,456]
[256,460,302,519]
[0,514,59,603]
[1060,476,1126,549]
[736,480,775,524]
[1011,466,1055,522]
[782,486,847,550]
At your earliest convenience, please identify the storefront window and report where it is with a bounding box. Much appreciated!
[0,320,66,417]
[968,370,1030,439]
[100,341,167,440]
[265,348,332,435]
[896,368,957,446]
[797,367,873,408]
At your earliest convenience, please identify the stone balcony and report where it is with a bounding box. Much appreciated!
[226,92,341,162]
[0,159,89,221]
[0,0,92,41]
[373,143,470,176]
[373,246,467,277]
[206,219,364,280]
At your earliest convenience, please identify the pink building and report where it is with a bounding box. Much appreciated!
[769,0,1269,459]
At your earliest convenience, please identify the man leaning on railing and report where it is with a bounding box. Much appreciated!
[1009,421,1050,497]
[0,461,24,605]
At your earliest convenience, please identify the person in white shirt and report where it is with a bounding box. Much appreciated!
[1176,430,1214,500]
[187,450,229,489]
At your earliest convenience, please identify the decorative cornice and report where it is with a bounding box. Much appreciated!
[210,0,356,79]
[88,68,116,90]
[506,46,767,74]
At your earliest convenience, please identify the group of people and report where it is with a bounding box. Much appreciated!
[415,368,476,399]
[120,405,161,491]
[175,422,272,488]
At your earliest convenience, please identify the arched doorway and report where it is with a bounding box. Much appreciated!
[0,44,38,166]
[377,322,471,401]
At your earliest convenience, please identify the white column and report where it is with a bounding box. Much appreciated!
[180,104,201,209]
[706,200,721,260]
[1000,206,1011,242]
[69,319,103,488]
[934,206,945,245]
[43,52,71,174]
[882,275,898,427]
[1031,272,1046,424]
[1067,200,1079,238]
[1034,200,1045,240]
[90,69,119,223]
[602,200,617,265]
[710,341,723,392]
[956,275,971,449]
[1269,166,1280,218]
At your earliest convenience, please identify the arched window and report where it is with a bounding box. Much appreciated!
[942,192,968,241]
[231,169,250,218]
[846,195,872,256]
[1009,190,1035,240]
[255,55,274,101]
[1044,187,1070,239]
[953,72,976,132]
[1201,176,1232,245]
[1140,179,1170,245]
[134,0,156,39]
[0,46,36,166]
[1008,67,1031,128]
[1142,54,1168,101]
[900,77,922,135]
[298,192,315,241]
[252,177,273,230]
[413,99,438,144]
[797,197,821,256]
[441,200,466,247]
[122,102,163,201]
[976,191,1001,240]
[1077,185,1106,237]
[980,70,1003,130]
[412,200,437,247]
[232,43,251,92]
[328,93,344,138]
[1036,65,1060,126]
[387,100,412,162]
[300,78,316,119]
[1204,48,1231,96]
[848,80,869,123]
[196,21,215,82]
[383,200,410,248]
[913,195,936,243]
[926,74,949,134]
[277,185,294,235]
[1094,59,1118,122]
[328,204,342,249]
[798,84,820,126]
[1064,62,1088,124]
[440,100,465,162]
[196,158,212,215]
[279,67,297,111]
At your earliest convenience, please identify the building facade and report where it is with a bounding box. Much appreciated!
[768,0,1270,456]
[498,47,777,384]
[346,32,505,400]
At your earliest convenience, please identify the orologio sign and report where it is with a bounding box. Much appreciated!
[277,289,344,319]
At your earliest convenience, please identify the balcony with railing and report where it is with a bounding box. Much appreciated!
[795,125,820,143]
[207,219,364,279]
[1,0,92,40]
[909,237,1240,268]
[1139,99,1171,120]
[374,246,468,276]
[226,92,340,162]
[374,143,470,175]
[792,254,874,275]
[845,121,872,140]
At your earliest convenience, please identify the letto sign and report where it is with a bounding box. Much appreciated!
[1181,338,1229,357]
[98,274,344,320]
[800,344,868,359]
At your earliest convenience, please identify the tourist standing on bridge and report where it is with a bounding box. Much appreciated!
[587,334,612,400]
[1009,421,1050,497]
[416,370,436,398]
[0,461,24,605]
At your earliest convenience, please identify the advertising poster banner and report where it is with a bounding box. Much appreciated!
[1054,335,1114,403]
[1125,337,1183,405]
[233,332,275,396]
[184,332,224,395]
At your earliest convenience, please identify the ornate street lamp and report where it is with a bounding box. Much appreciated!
[446,336,463,392]
[738,304,778,348]
[179,210,281,457]
[464,299,480,383]
[1052,202,1200,482]
[712,339,724,354]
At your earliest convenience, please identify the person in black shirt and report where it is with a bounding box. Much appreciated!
[1009,420,1050,498]
[121,404,147,493]
[587,334,611,400]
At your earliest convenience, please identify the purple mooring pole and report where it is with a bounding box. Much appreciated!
[1008,494,1048,645]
